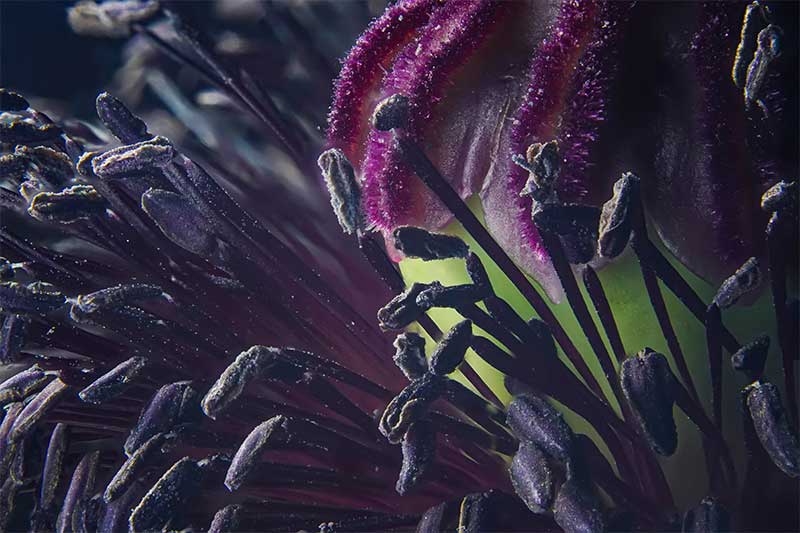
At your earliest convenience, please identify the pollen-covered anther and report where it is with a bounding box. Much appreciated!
[619,348,678,456]
[396,420,436,495]
[371,93,410,132]
[95,92,150,143]
[598,172,641,259]
[731,335,770,381]
[124,381,199,456]
[509,440,555,514]
[78,356,148,405]
[415,281,486,311]
[682,497,730,533]
[458,492,490,533]
[1,313,29,363]
[393,332,428,381]
[209,504,242,533]
[506,393,575,464]
[9,378,69,442]
[56,450,100,533]
[39,423,69,513]
[745,381,800,478]
[28,184,108,223]
[225,415,290,492]
[553,477,605,533]
[317,148,364,235]
[532,203,601,265]
[428,319,471,376]
[105,432,175,503]
[712,257,762,309]
[761,180,798,213]
[517,140,561,204]
[75,284,170,314]
[732,1,770,88]
[0,89,29,112]
[129,456,205,532]
[201,345,279,419]
[67,0,160,38]
[91,136,175,178]
[14,145,75,186]
[743,23,783,113]
[0,366,50,405]
[392,226,469,261]
[141,188,229,263]
[379,373,443,444]
[377,282,431,330]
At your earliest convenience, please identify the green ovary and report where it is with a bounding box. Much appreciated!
[398,199,780,510]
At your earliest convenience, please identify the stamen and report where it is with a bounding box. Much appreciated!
[55,450,100,533]
[0,365,50,405]
[95,92,150,143]
[396,420,436,495]
[393,129,605,398]
[465,252,492,294]
[509,440,554,514]
[732,1,768,88]
[91,136,176,178]
[317,148,364,235]
[731,335,771,382]
[619,349,678,456]
[377,282,431,330]
[0,281,67,315]
[28,184,108,223]
[393,332,428,381]
[201,346,279,419]
[761,180,797,213]
[458,491,490,533]
[712,257,762,309]
[0,89,29,112]
[597,173,639,259]
[532,203,600,265]
[682,497,730,533]
[416,282,486,311]
[140,188,228,263]
[129,456,204,532]
[98,482,141,532]
[379,373,443,444]
[0,120,61,145]
[745,381,800,478]
[225,415,290,492]
[393,226,469,261]
[14,145,75,187]
[39,423,69,514]
[416,502,447,533]
[743,24,783,113]
[428,320,471,376]
[553,477,605,533]
[75,284,170,314]
[67,0,159,38]
[105,432,175,503]
[124,381,199,456]
[209,504,242,533]
[9,378,69,442]
[517,141,561,204]
[506,393,575,464]
[372,93,410,132]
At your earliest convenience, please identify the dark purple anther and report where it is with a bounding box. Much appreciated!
[509,440,555,514]
[392,332,428,381]
[682,497,730,533]
[428,320,472,376]
[393,226,469,261]
[396,420,436,495]
[746,381,800,478]
[506,393,575,464]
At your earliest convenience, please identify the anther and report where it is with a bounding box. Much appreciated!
[209,504,242,533]
[428,320,472,376]
[730,335,770,381]
[0,89,29,112]
[744,24,783,114]
[745,381,799,478]
[510,440,554,514]
[0,366,50,405]
[465,252,492,293]
[396,420,436,495]
[39,424,69,512]
[129,457,204,532]
[553,477,604,533]
[9,378,69,442]
[682,497,730,533]
[598,172,640,259]
[28,185,108,223]
[91,136,176,178]
[317,148,364,235]
[75,284,170,314]
[393,332,428,381]
[372,93,410,131]
[518,140,561,203]
[56,450,100,533]
[0,282,66,315]
[532,203,601,265]
[415,282,486,311]
[458,492,490,533]
[202,345,279,419]
[393,226,469,261]
[95,92,150,143]
[620,348,678,456]
[377,282,431,330]
[506,393,575,463]
[761,180,798,214]
[712,257,762,309]
[732,2,769,88]
[78,356,148,404]
[105,432,175,503]
[67,0,160,38]
[225,415,290,491]
[379,373,443,443]
[124,381,200,456]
